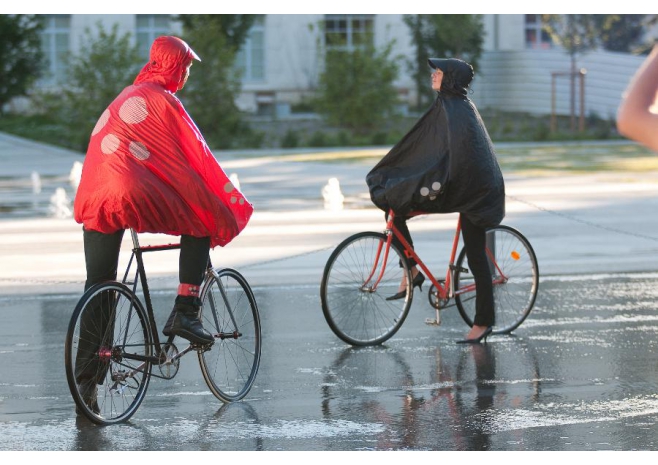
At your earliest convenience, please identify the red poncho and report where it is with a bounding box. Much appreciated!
[74,37,252,248]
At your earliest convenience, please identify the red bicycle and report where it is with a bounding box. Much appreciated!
[320,209,538,346]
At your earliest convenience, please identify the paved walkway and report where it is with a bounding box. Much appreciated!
[3,132,658,296]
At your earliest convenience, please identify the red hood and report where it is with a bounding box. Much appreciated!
[134,36,200,93]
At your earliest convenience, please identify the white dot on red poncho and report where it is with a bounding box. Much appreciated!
[92,109,110,136]
[119,97,148,124]
[101,134,120,154]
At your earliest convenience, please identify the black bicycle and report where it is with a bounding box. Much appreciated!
[64,229,261,425]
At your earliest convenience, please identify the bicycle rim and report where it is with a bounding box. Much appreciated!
[199,268,261,402]
[455,226,539,334]
[320,232,413,346]
[64,282,152,425]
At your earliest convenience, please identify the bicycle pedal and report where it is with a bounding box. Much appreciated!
[449,264,469,273]
[424,318,441,326]
[192,342,214,353]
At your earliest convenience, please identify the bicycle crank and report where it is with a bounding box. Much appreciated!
[158,342,180,379]
[428,282,450,309]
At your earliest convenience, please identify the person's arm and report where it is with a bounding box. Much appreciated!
[617,45,658,152]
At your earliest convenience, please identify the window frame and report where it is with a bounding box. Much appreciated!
[236,16,266,83]
[524,14,552,50]
[40,14,71,86]
[324,14,374,52]
[135,14,173,61]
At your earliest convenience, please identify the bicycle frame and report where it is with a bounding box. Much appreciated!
[68,229,262,423]
[118,230,209,367]
[364,210,508,302]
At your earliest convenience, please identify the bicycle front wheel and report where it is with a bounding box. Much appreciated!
[454,225,539,334]
[64,282,152,425]
[199,268,261,402]
[320,232,413,346]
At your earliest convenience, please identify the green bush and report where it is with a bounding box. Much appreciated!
[32,22,142,152]
[314,41,401,135]
[336,131,350,147]
[280,129,300,148]
[308,131,332,147]
[371,132,388,146]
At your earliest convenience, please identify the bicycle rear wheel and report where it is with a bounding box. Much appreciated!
[320,232,413,346]
[64,282,152,425]
[454,225,539,334]
[198,268,261,402]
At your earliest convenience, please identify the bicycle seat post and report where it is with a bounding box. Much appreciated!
[130,229,141,250]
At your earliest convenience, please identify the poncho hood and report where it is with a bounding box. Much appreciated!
[428,58,474,97]
[134,36,201,93]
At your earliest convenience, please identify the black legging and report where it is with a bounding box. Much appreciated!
[387,211,417,268]
[82,229,210,289]
[75,228,210,384]
[460,215,494,327]
[388,213,494,327]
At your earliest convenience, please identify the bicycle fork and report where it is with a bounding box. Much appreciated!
[206,270,243,341]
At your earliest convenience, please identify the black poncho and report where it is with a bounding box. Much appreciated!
[366,58,505,229]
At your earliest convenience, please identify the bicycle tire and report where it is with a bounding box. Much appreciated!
[320,231,413,346]
[64,282,152,425]
[198,268,261,402]
[454,225,539,334]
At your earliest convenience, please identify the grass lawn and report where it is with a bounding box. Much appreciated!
[219,141,658,176]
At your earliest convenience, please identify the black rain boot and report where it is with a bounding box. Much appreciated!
[169,296,214,345]
[162,308,177,337]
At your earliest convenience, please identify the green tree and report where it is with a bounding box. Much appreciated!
[0,14,44,113]
[542,14,599,132]
[403,14,484,110]
[35,22,141,151]
[594,14,646,53]
[177,14,257,149]
[315,42,400,135]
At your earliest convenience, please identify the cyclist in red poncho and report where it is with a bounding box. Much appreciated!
[74,36,253,355]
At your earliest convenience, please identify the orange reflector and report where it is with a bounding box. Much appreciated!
[511,251,521,260]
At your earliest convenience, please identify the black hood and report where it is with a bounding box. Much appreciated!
[428,58,474,96]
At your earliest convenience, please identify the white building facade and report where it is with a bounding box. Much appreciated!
[37,13,649,121]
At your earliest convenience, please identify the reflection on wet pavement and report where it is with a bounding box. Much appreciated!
[3,273,658,450]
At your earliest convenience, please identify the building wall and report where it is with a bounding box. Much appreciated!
[69,14,135,51]
[238,14,322,112]
[492,14,527,51]
[27,13,651,120]
[473,49,645,119]
[239,14,418,113]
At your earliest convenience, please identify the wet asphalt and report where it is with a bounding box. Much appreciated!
[4,135,658,451]
[4,272,658,451]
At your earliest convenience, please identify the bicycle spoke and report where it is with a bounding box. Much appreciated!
[455,226,538,334]
[198,268,261,402]
[65,282,152,425]
[321,232,412,346]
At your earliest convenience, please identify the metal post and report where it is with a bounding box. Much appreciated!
[551,73,556,133]
[579,68,586,132]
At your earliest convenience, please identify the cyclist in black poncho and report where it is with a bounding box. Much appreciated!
[366,58,505,343]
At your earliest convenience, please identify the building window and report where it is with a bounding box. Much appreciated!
[40,14,71,85]
[136,15,172,61]
[324,14,374,51]
[525,14,552,49]
[235,16,265,82]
